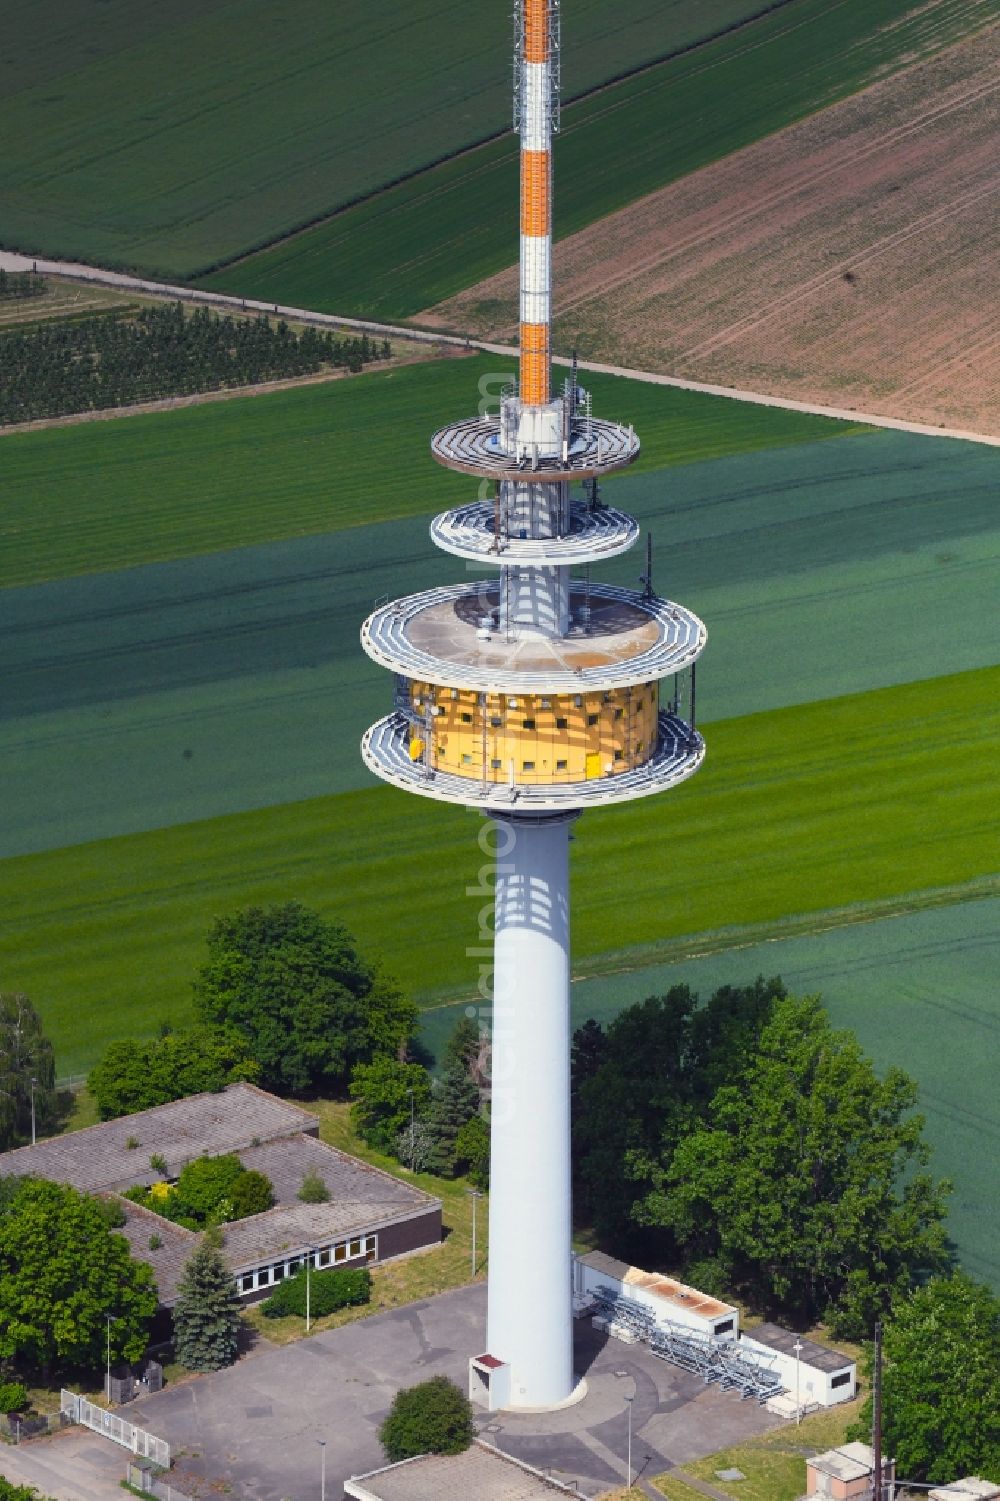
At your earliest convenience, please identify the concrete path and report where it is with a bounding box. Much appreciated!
[2,249,997,449]
[0,1426,126,1501]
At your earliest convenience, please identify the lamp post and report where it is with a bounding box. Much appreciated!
[407,1087,415,1169]
[317,1438,326,1501]
[105,1312,114,1402]
[466,1188,483,1278]
[625,1393,634,1489]
[793,1337,803,1425]
[29,1076,37,1146]
[305,1247,316,1334]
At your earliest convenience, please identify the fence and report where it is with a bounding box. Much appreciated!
[61,1390,170,1467]
[0,1411,65,1443]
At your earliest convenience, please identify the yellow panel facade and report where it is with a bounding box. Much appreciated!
[408,681,659,785]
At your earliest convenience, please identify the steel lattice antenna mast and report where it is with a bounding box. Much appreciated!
[361,0,707,1410]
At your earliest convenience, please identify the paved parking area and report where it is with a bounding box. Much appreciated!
[11,1286,781,1499]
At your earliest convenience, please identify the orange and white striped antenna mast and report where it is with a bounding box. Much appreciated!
[516,0,559,408]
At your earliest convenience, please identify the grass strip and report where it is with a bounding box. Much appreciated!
[205,0,989,317]
[653,1399,864,1501]
[1,664,996,1076]
[0,354,858,589]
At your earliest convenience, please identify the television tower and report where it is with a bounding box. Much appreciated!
[361,0,706,1410]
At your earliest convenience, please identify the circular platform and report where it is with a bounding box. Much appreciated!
[360,582,706,694]
[362,710,704,811]
[430,499,640,567]
[431,415,640,481]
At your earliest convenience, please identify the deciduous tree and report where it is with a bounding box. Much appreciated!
[650,995,951,1335]
[194,903,417,1094]
[0,1179,156,1378]
[848,1274,1000,1484]
[87,1025,258,1120]
[349,1057,431,1154]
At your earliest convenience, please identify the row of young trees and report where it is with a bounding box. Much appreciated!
[0,269,46,300]
[0,301,391,424]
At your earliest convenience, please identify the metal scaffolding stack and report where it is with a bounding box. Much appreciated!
[590,1287,784,1404]
[360,0,707,1412]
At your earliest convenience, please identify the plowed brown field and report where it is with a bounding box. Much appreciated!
[423,24,1000,435]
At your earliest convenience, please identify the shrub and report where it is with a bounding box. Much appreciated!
[97,1197,126,1229]
[379,1375,474,1461]
[0,1380,28,1413]
[126,1135,140,1150]
[228,1169,273,1219]
[297,1169,330,1203]
[261,1266,371,1320]
[149,1153,168,1176]
[149,1234,163,1251]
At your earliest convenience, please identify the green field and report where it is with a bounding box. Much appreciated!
[2,664,997,1079]
[3,425,996,858]
[206,0,990,317]
[0,0,774,277]
[0,354,862,590]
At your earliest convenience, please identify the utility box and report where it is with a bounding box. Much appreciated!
[126,1458,157,1492]
[469,1353,511,1412]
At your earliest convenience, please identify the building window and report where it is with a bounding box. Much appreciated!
[240,1274,254,1295]
[636,742,644,754]
[831,1371,852,1389]
[587,713,599,726]
[556,759,568,771]
[491,759,502,769]
[461,753,472,764]
[317,1248,331,1268]
[522,718,536,730]
[714,1318,735,1336]
[614,749,624,760]
[288,1258,302,1275]
[490,716,502,728]
[522,760,535,771]
[556,717,568,730]
[614,707,623,720]
[349,1238,363,1259]
[460,712,472,723]
[335,1243,347,1263]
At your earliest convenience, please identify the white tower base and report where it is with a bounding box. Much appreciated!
[486,811,581,1409]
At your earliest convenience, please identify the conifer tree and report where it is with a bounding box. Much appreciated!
[424,1061,480,1177]
[173,1236,241,1373]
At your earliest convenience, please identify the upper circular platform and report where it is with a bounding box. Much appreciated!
[360,581,706,694]
[362,709,705,812]
[431,415,640,482]
[430,499,640,567]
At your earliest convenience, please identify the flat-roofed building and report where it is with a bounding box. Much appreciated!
[345,1441,582,1499]
[805,1442,894,1499]
[741,1324,855,1409]
[0,1083,442,1307]
[574,1249,739,1339]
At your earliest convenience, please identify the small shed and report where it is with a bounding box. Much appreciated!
[929,1482,1000,1500]
[740,1323,855,1408]
[573,1250,739,1339]
[805,1442,893,1500]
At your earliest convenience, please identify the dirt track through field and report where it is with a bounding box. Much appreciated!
[424,22,1000,435]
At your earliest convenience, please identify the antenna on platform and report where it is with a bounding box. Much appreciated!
[639,533,654,600]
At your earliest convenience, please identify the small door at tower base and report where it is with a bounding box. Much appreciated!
[585,752,602,779]
[469,1353,511,1411]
